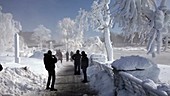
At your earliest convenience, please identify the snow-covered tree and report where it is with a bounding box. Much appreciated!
[74,8,89,50]
[112,0,170,57]
[0,6,22,51]
[57,15,88,52]
[31,25,51,49]
[89,0,113,61]
[57,18,76,51]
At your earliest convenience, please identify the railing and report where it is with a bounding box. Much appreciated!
[117,72,168,96]
[92,61,168,96]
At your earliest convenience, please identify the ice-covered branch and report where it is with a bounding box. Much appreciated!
[111,0,170,57]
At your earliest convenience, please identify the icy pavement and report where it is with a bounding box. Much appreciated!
[24,61,97,96]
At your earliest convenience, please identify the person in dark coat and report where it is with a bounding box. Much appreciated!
[66,51,69,62]
[43,50,57,91]
[55,49,63,63]
[81,51,89,83]
[0,64,3,71]
[71,50,81,75]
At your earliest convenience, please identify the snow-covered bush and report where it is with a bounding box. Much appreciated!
[111,55,160,82]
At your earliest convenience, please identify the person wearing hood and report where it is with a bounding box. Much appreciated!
[43,50,57,91]
[81,51,89,83]
[72,50,81,75]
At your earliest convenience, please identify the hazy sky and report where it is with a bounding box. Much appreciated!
[0,0,170,34]
[0,0,93,33]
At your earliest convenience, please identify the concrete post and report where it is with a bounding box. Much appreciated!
[15,33,20,63]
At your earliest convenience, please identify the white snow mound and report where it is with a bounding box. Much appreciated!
[111,55,152,70]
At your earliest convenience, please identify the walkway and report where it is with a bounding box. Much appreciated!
[55,61,97,96]
[25,61,97,96]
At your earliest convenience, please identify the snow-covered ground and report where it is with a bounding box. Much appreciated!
[0,47,169,96]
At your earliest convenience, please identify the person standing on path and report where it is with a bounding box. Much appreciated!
[55,49,63,63]
[66,51,69,62]
[71,50,81,75]
[81,51,89,83]
[43,50,57,91]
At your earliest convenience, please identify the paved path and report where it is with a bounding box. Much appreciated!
[55,62,97,96]
[25,61,97,96]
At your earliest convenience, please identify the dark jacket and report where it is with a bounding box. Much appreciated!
[72,53,81,65]
[81,54,89,69]
[43,53,57,71]
[0,64,3,71]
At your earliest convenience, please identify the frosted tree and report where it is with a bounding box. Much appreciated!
[57,18,76,51]
[31,25,51,49]
[74,8,89,51]
[0,6,22,51]
[112,0,170,57]
[89,0,113,61]
[57,10,89,52]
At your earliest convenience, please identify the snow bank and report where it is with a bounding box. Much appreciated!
[88,62,115,96]
[112,55,153,70]
[0,67,46,96]
[112,55,160,82]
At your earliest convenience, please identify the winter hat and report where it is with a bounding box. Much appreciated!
[76,50,80,54]
[81,51,86,56]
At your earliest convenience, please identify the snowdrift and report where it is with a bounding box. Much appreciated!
[111,55,160,82]
[0,67,46,95]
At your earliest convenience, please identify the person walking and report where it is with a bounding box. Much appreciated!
[66,51,69,62]
[56,49,63,63]
[43,50,57,91]
[81,51,89,83]
[71,50,81,75]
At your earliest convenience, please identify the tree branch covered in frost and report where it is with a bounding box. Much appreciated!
[0,6,22,51]
[112,0,170,57]
[88,0,113,61]
[31,25,51,48]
